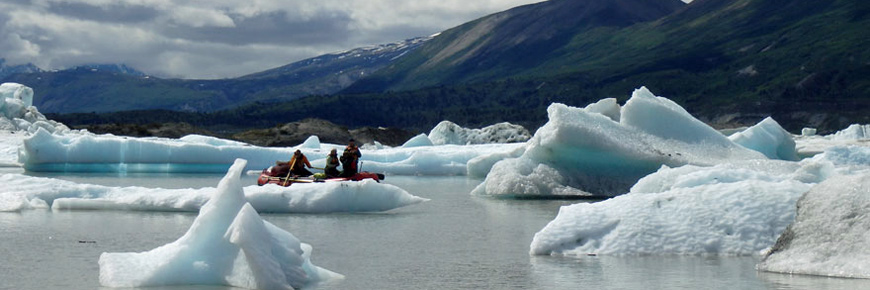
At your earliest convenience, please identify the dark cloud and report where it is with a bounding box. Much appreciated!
[161,10,355,46]
[46,2,159,24]
[0,0,545,78]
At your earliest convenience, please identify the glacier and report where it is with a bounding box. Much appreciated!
[99,159,343,289]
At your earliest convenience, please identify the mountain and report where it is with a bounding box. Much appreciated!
[335,0,869,132]
[36,0,870,134]
[73,64,147,77]
[0,37,430,113]
[344,0,686,92]
[0,59,41,80]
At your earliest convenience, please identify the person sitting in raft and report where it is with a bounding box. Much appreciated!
[324,148,340,178]
[339,139,362,177]
[278,149,313,177]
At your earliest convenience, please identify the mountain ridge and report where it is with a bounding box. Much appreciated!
[1,37,430,113]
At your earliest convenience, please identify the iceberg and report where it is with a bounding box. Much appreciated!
[794,124,870,157]
[99,159,343,289]
[401,133,434,147]
[427,120,531,145]
[19,128,522,175]
[0,83,69,134]
[0,168,427,213]
[529,159,827,256]
[474,87,766,197]
[757,174,870,278]
[728,117,799,161]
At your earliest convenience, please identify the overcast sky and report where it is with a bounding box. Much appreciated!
[0,0,548,79]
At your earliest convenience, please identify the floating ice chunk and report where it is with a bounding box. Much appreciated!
[476,87,765,197]
[621,87,734,146]
[401,133,433,147]
[805,146,870,177]
[801,128,817,136]
[530,159,818,256]
[795,124,870,157]
[0,170,426,213]
[300,135,321,149]
[427,121,531,145]
[832,124,870,141]
[98,159,342,289]
[0,82,33,109]
[19,127,520,175]
[583,98,620,122]
[757,174,870,278]
[245,180,428,213]
[0,83,68,133]
[728,117,798,161]
[466,145,526,178]
[180,134,250,147]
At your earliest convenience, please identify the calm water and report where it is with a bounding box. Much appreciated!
[1,173,868,290]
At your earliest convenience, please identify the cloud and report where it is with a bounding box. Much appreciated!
[0,0,544,79]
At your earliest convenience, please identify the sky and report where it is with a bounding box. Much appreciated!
[0,0,545,79]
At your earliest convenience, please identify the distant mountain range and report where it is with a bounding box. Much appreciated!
[1,37,430,113]
[14,0,870,133]
[0,59,41,80]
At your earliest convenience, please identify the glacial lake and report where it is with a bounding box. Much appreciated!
[1,172,868,290]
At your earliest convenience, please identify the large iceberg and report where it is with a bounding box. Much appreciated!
[99,159,343,289]
[427,120,531,145]
[529,143,870,257]
[473,87,766,197]
[757,174,870,278]
[0,167,427,213]
[529,158,830,256]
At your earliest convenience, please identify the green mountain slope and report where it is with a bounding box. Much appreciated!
[340,0,869,131]
[345,0,686,92]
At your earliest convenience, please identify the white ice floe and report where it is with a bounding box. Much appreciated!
[19,127,522,175]
[474,87,766,197]
[0,167,427,213]
[795,124,870,157]
[757,174,870,278]
[529,143,870,257]
[529,158,831,256]
[300,135,321,149]
[427,120,531,145]
[728,117,798,161]
[0,83,69,134]
[401,133,434,147]
[99,159,343,289]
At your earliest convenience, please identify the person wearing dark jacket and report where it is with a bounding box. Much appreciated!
[340,139,362,177]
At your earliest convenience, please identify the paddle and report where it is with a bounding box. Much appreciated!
[282,156,298,187]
